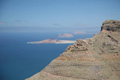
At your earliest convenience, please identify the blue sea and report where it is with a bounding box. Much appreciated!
[0,32,94,80]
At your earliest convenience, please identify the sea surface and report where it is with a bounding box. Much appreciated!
[0,32,94,80]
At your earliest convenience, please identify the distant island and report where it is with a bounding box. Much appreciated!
[27,39,76,44]
[58,33,73,38]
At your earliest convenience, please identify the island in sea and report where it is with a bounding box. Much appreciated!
[27,39,76,44]
[58,33,73,38]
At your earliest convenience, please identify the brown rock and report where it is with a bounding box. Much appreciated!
[101,20,120,32]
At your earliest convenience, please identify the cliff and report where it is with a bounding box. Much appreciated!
[26,20,120,80]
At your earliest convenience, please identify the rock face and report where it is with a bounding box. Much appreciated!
[101,20,120,32]
[26,20,120,80]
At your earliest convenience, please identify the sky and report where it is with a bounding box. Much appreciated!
[0,0,120,33]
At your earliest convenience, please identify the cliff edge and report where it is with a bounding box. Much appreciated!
[26,20,120,80]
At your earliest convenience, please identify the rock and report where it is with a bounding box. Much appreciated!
[65,39,88,52]
[26,20,120,80]
[101,20,120,32]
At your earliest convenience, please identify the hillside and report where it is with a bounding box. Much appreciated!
[26,20,120,80]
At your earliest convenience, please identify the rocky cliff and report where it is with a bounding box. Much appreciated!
[26,20,120,80]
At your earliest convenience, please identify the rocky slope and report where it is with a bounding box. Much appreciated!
[26,20,120,80]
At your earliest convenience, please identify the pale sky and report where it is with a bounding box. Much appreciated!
[0,0,120,33]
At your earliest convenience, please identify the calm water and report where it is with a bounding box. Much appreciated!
[0,32,93,80]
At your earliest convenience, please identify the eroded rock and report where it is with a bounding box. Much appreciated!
[101,20,120,32]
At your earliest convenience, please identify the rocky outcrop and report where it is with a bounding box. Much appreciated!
[101,20,120,32]
[26,20,120,80]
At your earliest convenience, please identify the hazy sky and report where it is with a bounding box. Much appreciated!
[0,0,120,33]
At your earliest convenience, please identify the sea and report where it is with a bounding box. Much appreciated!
[0,32,94,80]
